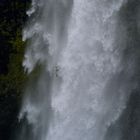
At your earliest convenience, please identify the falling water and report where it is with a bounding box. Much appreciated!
[18,0,138,140]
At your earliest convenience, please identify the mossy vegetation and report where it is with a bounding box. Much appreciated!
[0,1,30,140]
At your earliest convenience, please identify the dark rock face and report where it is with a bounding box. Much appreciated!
[121,91,140,140]
[0,0,29,75]
[106,1,140,140]
[0,93,19,140]
[105,91,140,140]
[0,1,30,140]
[118,1,140,139]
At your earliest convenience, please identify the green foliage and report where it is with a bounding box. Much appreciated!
[0,0,30,96]
[0,30,27,97]
[0,1,30,139]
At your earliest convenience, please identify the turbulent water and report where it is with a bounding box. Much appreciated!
[17,0,140,140]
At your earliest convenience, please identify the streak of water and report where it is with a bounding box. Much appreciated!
[18,1,136,140]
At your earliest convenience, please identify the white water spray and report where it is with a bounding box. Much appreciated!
[19,0,135,140]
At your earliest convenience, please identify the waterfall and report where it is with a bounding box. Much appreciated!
[18,0,138,140]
